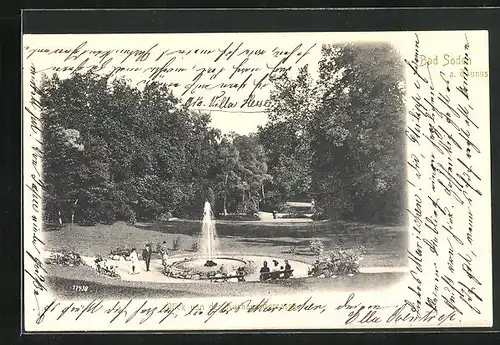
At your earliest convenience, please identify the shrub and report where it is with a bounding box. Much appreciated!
[239,261,257,275]
[309,240,324,256]
[47,250,84,266]
[278,203,291,213]
[94,255,120,278]
[157,212,173,221]
[172,236,181,251]
[110,246,131,257]
[191,242,199,252]
[308,246,364,277]
[127,210,137,225]
[155,241,164,254]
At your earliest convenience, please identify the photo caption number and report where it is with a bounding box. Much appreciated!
[71,284,89,292]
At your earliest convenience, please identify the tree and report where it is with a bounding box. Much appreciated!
[214,135,241,215]
[258,66,316,211]
[261,43,406,224]
[312,43,405,223]
[231,134,271,214]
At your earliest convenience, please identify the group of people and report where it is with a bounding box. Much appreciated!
[211,264,246,282]
[259,259,293,280]
[128,242,170,275]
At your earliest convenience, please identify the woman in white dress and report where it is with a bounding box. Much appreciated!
[129,248,138,274]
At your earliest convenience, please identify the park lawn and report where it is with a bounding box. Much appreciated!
[47,264,406,299]
[43,220,407,267]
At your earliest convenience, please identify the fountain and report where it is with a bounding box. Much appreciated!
[200,201,219,267]
[166,200,253,279]
[163,200,310,281]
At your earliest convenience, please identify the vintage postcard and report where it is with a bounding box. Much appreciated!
[22,28,492,331]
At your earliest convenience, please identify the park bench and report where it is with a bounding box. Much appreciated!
[94,259,119,278]
[260,269,294,281]
[209,273,245,282]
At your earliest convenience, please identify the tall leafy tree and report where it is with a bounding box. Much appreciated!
[261,43,406,224]
[258,66,316,211]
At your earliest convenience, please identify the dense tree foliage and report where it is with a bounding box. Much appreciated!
[259,43,406,224]
[40,74,269,224]
[41,42,405,226]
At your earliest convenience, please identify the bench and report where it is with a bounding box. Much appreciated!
[260,269,294,281]
[209,273,245,282]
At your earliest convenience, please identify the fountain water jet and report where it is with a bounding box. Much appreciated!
[165,201,308,281]
[199,201,219,267]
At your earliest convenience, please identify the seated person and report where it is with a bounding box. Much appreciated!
[270,260,281,279]
[211,265,228,282]
[94,257,105,273]
[237,267,246,282]
[308,260,320,276]
[108,265,118,276]
[228,269,239,282]
[218,264,228,275]
[259,261,271,280]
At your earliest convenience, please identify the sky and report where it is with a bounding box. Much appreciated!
[207,110,268,135]
[21,31,425,135]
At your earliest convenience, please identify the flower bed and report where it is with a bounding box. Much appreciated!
[109,246,132,258]
[94,256,121,278]
[308,246,365,278]
[163,258,256,280]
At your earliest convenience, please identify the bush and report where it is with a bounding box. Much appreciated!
[46,250,84,266]
[94,255,120,278]
[239,261,257,275]
[172,236,181,251]
[311,211,330,221]
[157,212,173,221]
[191,242,199,252]
[308,246,365,277]
[309,240,324,256]
[155,241,164,254]
[110,246,131,257]
[127,209,137,225]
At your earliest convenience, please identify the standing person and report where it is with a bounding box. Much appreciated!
[162,248,169,269]
[142,243,152,272]
[129,248,138,275]
[284,259,292,278]
[160,241,168,255]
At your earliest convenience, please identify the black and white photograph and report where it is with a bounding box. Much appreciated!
[22,17,492,331]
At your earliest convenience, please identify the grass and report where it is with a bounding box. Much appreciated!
[42,219,407,298]
[44,220,407,267]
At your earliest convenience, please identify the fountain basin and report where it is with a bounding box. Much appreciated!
[167,256,255,280]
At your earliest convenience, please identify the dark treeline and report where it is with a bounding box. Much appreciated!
[40,42,405,226]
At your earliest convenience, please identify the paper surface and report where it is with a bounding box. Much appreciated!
[22,30,492,331]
